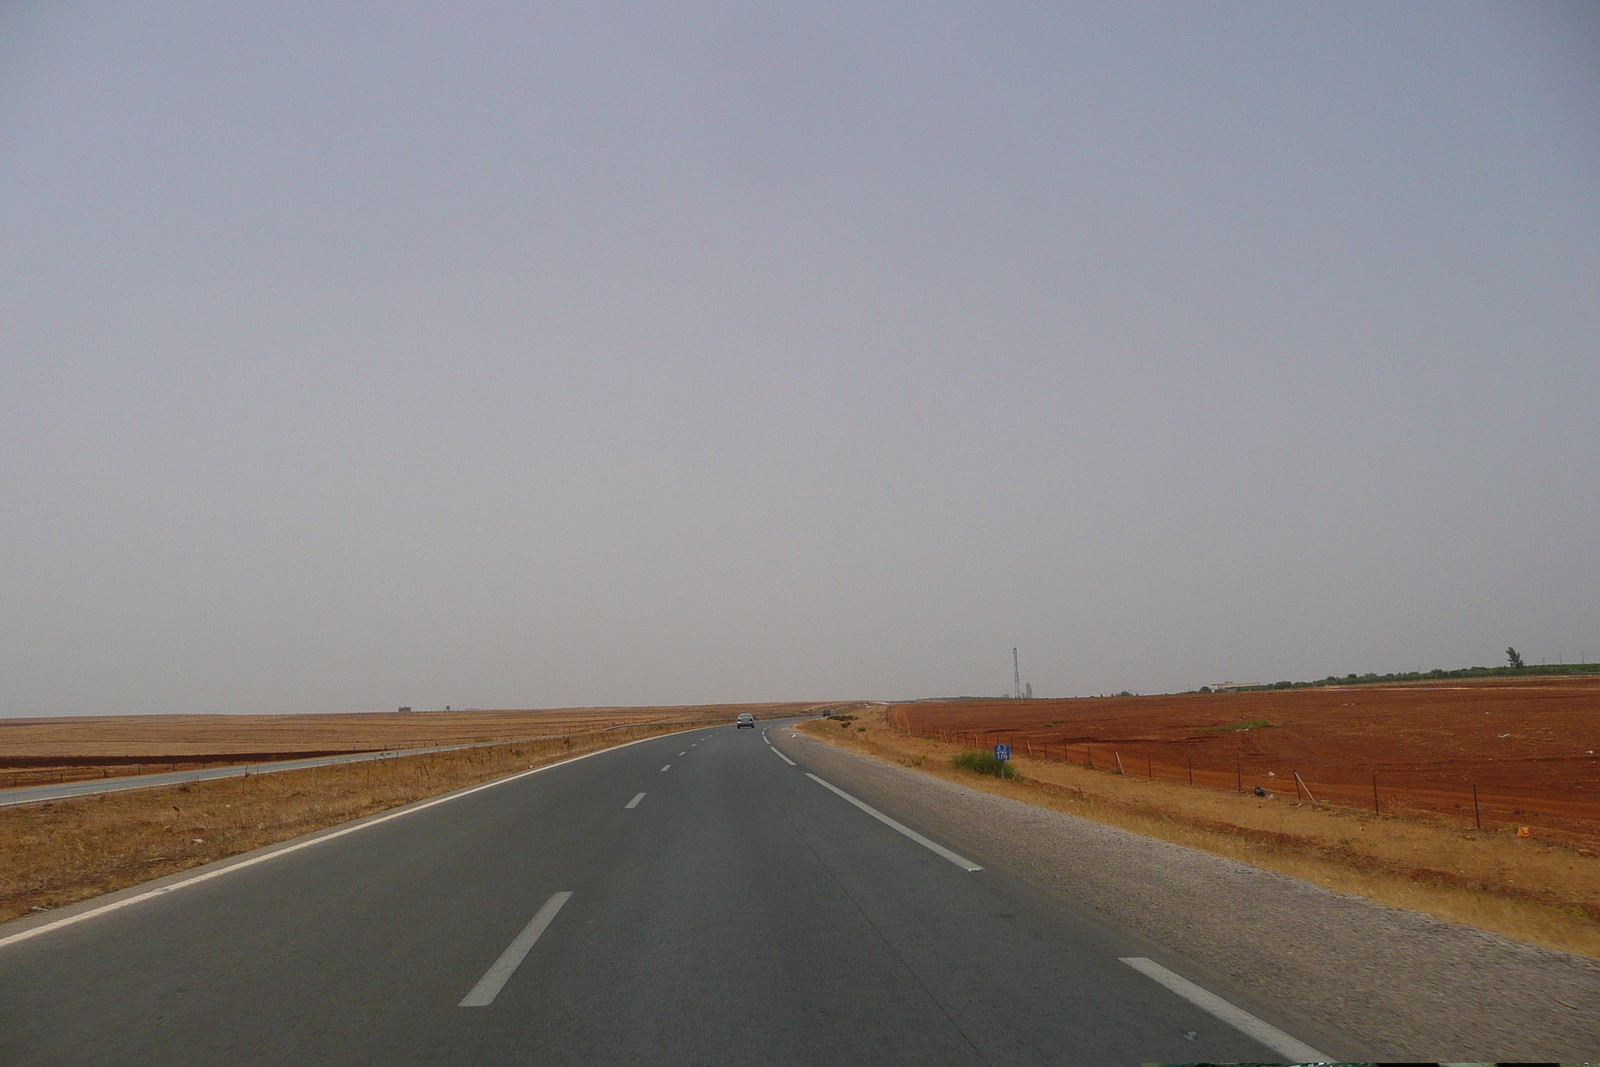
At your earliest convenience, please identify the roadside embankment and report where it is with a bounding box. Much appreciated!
[0,702,817,790]
[779,717,1600,1059]
[801,708,1600,961]
[0,720,705,924]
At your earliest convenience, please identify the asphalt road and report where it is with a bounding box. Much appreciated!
[0,720,1335,1066]
[0,736,566,809]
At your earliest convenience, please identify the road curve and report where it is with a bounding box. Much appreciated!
[0,743,490,809]
[0,720,723,809]
[0,719,1333,1065]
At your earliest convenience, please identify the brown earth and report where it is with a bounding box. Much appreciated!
[0,703,821,925]
[802,705,1600,961]
[891,675,1600,844]
[0,703,816,790]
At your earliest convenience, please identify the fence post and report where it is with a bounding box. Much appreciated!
[1114,751,1125,775]
[1293,771,1321,808]
[1236,762,1241,793]
[1188,757,1193,785]
[1372,775,1380,815]
[1294,770,1302,803]
[1473,784,1481,830]
[1147,754,1153,779]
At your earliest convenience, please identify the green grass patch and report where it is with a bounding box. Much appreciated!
[1206,720,1274,732]
[950,750,1018,778]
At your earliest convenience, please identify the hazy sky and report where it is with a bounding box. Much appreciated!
[2,2,1597,716]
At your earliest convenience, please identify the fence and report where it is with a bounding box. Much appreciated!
[890,716,1596,841]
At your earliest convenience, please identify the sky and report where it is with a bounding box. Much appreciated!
[2,1,1597,716]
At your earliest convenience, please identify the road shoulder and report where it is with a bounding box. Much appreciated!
[771,722,1600,1059]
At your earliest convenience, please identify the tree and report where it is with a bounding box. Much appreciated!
[1507,646,1525,669]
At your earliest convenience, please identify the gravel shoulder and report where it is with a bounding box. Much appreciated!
[773,725,1600,1060]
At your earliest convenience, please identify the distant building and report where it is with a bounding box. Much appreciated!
[1025,683,1032,699]
[398,706,412,713]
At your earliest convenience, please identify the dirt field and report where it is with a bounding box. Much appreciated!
[803,704,1600,961]
[891,676,1600,844]
[0,703,816,790]
[0,702,826,924]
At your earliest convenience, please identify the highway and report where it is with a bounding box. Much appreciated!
[0,720,736,809]
[0,731,653,810]
[0,719,1339,1065]
[0,743,485,809]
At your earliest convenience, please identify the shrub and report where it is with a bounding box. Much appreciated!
[950,750,1017,778]
[1206,720,1273,732]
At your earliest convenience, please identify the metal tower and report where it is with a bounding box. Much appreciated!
[1013,647,1022,700]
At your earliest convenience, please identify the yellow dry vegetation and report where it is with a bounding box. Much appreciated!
[0,719,710,925]
[800,707,1600,961]
[0,703,815,789]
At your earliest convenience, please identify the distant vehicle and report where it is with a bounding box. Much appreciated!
[736,713,756,728]
[821,708,831,718]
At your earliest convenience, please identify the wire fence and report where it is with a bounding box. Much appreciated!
[892,716,1598,841]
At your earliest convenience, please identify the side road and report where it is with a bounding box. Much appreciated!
[0,715,748,809]
[769,726,1600,1059]
[0,742,511,809]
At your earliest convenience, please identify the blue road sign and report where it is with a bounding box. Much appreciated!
[994,743,1011,762]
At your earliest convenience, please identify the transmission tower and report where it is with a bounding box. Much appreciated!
[1013,647,1022,700]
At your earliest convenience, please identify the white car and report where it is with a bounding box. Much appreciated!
[735,713,756,728]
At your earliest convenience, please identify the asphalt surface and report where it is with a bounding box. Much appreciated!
[0,741,509,809]
[0,720,1330,1066]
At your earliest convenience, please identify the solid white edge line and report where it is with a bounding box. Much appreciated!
[1118,957,1329,1062]
[0,728,695,952]
[625,792,645,809]
[771,748,796,766]
[459,891,573,1007]
[804,773,981,871]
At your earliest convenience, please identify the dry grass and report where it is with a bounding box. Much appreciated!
[0,720,707,925]
[801,708,1600,961]
[0,703,817,788]
[891,679,1600,843]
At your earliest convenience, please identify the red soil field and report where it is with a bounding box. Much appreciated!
[890,676,1600,842]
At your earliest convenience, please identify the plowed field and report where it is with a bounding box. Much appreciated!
[891,676,1600,842]
[0,703,816,790]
